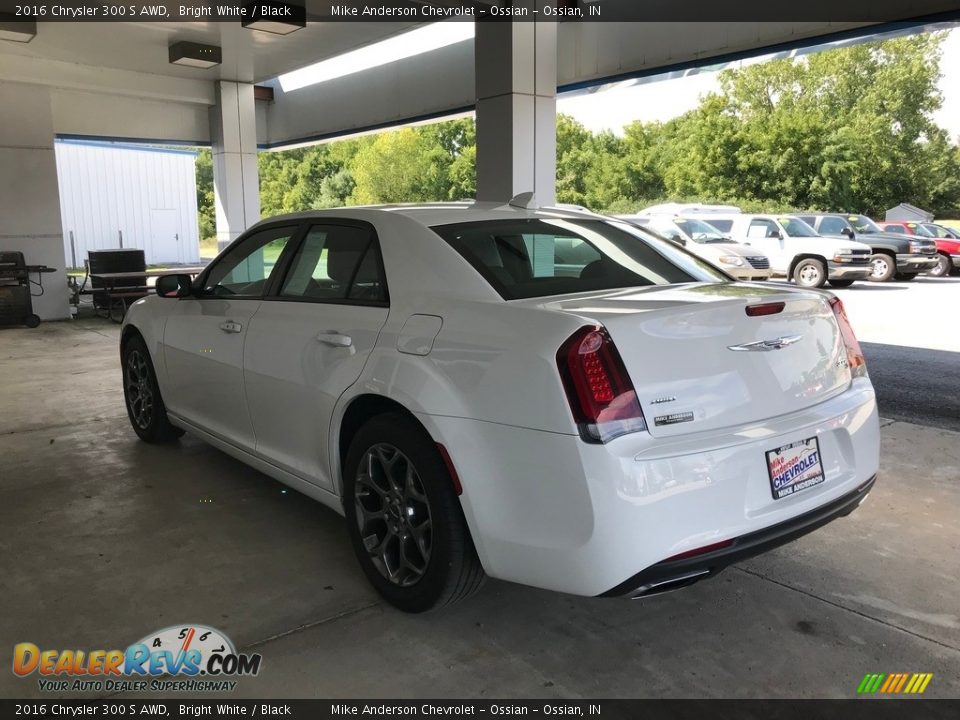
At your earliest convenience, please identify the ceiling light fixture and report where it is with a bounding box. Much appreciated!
[169,41,223,69]
[241,1,306,35]
[0,15,36,43]
[278,20,475,92]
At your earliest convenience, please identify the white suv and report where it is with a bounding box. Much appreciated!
[704,213,873,288]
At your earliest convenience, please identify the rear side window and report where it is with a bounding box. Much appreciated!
[280,224,387,303]
[747,219,780,238]
[818,217,850,235]
[431,218,727,300]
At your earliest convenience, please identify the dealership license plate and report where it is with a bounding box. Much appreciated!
[766,437,825,500]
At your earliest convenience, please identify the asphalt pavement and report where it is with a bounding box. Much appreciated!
[862,342,960,432]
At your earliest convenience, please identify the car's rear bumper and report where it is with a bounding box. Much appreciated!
[599,474,875,597]
[422,377,880,597]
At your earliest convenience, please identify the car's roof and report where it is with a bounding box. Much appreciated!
[249,201,607,231]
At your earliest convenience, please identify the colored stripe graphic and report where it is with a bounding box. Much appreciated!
[857,672,932,694]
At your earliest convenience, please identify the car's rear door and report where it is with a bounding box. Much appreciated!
[162,224,300,449]
[743,217,790,272]
[243,221,390,491]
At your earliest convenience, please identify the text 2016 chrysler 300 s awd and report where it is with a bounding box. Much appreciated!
[120,200,879,612]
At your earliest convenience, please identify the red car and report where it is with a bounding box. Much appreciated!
[879,221,960,277]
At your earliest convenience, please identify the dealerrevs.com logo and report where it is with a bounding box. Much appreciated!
[13,624,261,693]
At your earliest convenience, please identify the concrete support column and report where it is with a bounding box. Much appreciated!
[474,8,557,205]
[0,82,69,320]
[210,81,260,251]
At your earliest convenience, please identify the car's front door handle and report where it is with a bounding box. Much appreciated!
[317,332,353,347]
[219,320,242,334]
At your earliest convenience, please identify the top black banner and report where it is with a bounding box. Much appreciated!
[2,0,960,23]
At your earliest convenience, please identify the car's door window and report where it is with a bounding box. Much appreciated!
[818,217,849,235]
[201,226,297,297]
[280,224,387,303]
[747,219,779,239]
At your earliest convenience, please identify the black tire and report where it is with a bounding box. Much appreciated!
[927,253,952,278]
[895,273,918,282]
[793,258,827,288]
[828,279,855,288]
[868,253,895,282]
[25,314,40,328]
[121,334,184,442]
[343,412,485,612]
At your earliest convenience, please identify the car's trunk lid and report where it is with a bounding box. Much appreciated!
[528,283,850,438]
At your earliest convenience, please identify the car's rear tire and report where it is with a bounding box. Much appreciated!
[927,253,952,278]
[793,259,827,288]
[122,334,184,443]
[828,279,855,288]
[343,413,484,612]
[868,253,895,282]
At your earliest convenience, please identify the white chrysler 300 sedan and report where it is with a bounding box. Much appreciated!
[121,201,880,612]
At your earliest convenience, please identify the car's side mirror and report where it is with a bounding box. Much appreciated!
[156,274,193,298]
[842,227,855,239]
[670,234,686,246]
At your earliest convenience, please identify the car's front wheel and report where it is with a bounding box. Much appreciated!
[343,413,484,612]
[122,334,184,442]
[927,253,952,278]
[868,254,895,282]
[793,258,827,288]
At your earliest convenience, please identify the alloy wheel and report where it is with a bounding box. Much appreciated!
[929,255,949,277]
[354,444,433,587]
[799,264,821,286]
[871,257,889,279]
[125,350,154,430]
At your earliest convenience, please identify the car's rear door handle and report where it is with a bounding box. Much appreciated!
[219,320,242,334]
[317,332,352,347]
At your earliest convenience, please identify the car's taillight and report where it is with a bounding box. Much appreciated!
[829,297,867,378]
[557,326,646,443]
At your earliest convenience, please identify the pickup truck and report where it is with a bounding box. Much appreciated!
[701,213,872,288]
[795,213,938,282]
[879,221,960,277]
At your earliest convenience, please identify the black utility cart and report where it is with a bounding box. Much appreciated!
[0,251,56,328]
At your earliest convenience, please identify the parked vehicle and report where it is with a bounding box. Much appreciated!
[795,213,937,282]
[617,214,772,281]
[879,221,960,277]
[121,200,880,611]
[696,213,873,288]
[921,223,960,240]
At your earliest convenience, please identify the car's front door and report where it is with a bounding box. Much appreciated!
[243,222,390,490]
[162,224,299,449]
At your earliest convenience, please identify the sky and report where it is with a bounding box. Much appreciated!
[556,27,960,142]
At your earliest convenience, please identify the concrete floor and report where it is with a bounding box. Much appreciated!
[1,318,958,699]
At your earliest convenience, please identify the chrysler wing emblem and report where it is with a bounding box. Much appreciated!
[727,335,803,352]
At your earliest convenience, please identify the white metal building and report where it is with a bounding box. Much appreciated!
[54,140,200,267]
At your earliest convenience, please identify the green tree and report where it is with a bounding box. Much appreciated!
[194,148,215,242]
[350,128,447,204]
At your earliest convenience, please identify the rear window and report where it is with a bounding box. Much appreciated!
[431,218,728,300]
